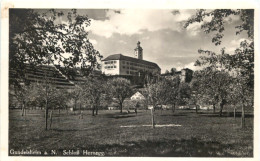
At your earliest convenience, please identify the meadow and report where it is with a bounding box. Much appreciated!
[9,108,253,157]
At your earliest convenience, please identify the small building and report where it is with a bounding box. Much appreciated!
[107,101,119,110]
[161,68,193,83]
[108,106,118,110]
[130,91,145,100]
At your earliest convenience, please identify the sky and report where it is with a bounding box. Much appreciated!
[56,9,249,73]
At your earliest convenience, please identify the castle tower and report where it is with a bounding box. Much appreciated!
[134,41,143,60]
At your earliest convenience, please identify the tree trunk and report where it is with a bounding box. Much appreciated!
[241,102,245,128]
[92,105,95,116]
[195,105,198,114]
[120,103,123,113]
[51,106,55,118]
[22,105,25,116]
[95,106,98,115]
[219,101,224,116]
[74,100,77,115]
[21,102,25,116]
[49,110,53,130]
[213,104,216,113]
[151,108,155,129]
[234,107,236,119]
[45,100,48,130]
[59,109,60,115]
[172,103,176,113]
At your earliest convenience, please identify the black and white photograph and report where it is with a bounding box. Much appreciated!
[0,1,258,159]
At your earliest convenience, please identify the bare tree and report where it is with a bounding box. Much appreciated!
[167,77,181,113]
[53,88,68,115]
[191,68,232,116]
[83,77,105,116]
[11,83,38,116]
[107,78,132,113]
[36,80,59,130]
[68,85,83,114]
[145,79,171,128]
[229,74,253,128]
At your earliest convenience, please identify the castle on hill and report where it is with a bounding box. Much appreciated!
[101,41,161,76]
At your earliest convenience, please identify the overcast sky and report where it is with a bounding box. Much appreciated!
[57,9,249,73]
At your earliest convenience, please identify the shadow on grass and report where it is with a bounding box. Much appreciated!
[160,114,187,117]
[199,112,254,118]
[93,138,249,157]
[38,137,251,157]
[106,115,136,119]
[50,128,88,132]
[102,112,138,119]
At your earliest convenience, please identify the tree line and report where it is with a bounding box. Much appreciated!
[10,67,253,130]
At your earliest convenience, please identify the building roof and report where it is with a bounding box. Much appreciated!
[10,64,75,89]
[102,54,160,69]
[55,66,102,83]
[131,91,145,100]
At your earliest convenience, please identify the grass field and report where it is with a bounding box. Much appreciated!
[9,108,253,157]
